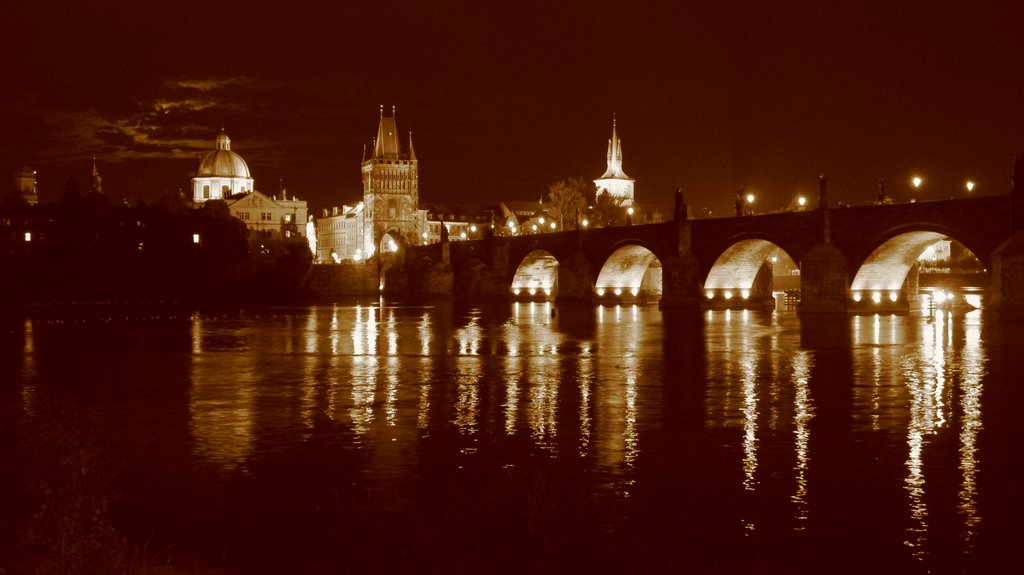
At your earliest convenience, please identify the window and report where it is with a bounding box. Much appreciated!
[238,211,250,220]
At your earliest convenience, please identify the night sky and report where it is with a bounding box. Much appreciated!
[2,0,1022,216]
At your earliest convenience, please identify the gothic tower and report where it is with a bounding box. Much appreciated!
[89,157,103,195]
[361,106,419,256]
[593,116,635,206]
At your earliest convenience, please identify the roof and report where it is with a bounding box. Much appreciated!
[197,132,251,179]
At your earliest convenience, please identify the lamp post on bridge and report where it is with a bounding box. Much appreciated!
[912,176,923,203]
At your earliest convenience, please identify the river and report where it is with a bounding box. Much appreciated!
[1,299,1021,573]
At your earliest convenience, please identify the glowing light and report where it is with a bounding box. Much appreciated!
[934,290,947,304]
[510,226,517,234]
[852,292,862,302]
[531,224,537,231]
[422,232,428,239]
[507,221,515,228]
[966,181,975,192]
[23,232,31,242]
[529,287,537,295]
[705,290,714,299]
[872,292,882,303]
[797,195,807,207]
[746,193,755,204]
[550,222,556,229]
[627,207,634,215]
[544,288,551,296]
[470,225,477,232]
[631,287,639,296]
[353,248,363,262]
[912,176,923,188]
[889,291,899,302]
[724,290,733,299]
[770,256,778,263]
[539,217,545,224]
[460,232,467,239]
[192,233,200,244]
[614,288,622,296]
[741,289,750,299]
[513,288,521,295]
[581,218,589,227]
[596,288,605,296]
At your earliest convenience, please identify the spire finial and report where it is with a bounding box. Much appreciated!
[392,104,396,118]
[379,104,383,119]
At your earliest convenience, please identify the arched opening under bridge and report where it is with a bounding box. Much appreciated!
[594,244,662,304]
[511,249,558,300]
[703,239,796,309]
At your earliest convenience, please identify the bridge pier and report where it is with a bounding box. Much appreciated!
[797,241,849,314]
[658,251,702,310]
[990,230,1024,316]
[554,251,593,305]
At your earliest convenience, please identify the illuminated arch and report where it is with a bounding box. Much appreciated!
[511,249,559,298]
[379,228,403,255]
[594,243,662,299]
[704,239,796,291]
[850,231,959,292]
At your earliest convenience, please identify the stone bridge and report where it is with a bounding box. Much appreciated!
[390,173,1024,315]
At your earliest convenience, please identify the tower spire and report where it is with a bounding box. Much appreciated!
[408,131,417,161]
[89,156,103,195]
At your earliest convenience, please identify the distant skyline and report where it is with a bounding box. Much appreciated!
[2,0,1022,216]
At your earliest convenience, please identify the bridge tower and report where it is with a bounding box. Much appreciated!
[362,106,419,257]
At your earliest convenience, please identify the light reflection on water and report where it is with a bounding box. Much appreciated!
[8,300,1018,572]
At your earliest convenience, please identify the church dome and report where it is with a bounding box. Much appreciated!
[197,132,251,178]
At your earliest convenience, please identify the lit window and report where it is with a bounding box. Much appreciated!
[24,232,32,242]
[192,233,200,244]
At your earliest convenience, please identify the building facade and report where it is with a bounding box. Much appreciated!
[593,116,635,207]
[191,130,308,253]
[13,166,38,206]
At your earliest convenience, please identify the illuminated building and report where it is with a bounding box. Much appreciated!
[317,106,419,262]
[593,116,635,207]
[192,130,254,202]
[361,106,419,256]
[13,166,38,206]
[316,202,366,263]
[191,130,308,252]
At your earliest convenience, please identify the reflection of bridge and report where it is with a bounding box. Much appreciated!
[393,175,1024,314]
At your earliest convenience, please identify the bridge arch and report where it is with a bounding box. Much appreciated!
[594,241,662,303]
[703,238,797,308]
[510,249,559,299]
[848,226,986,311]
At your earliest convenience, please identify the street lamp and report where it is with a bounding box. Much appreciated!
[912,176,923,202]
[745,193,755,215]
[626,206,634,226]
[797,195,807,209]
[966,180,975,193]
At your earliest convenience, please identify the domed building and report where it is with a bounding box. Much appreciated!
[191,130,308,251]
[192,130,254,203]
